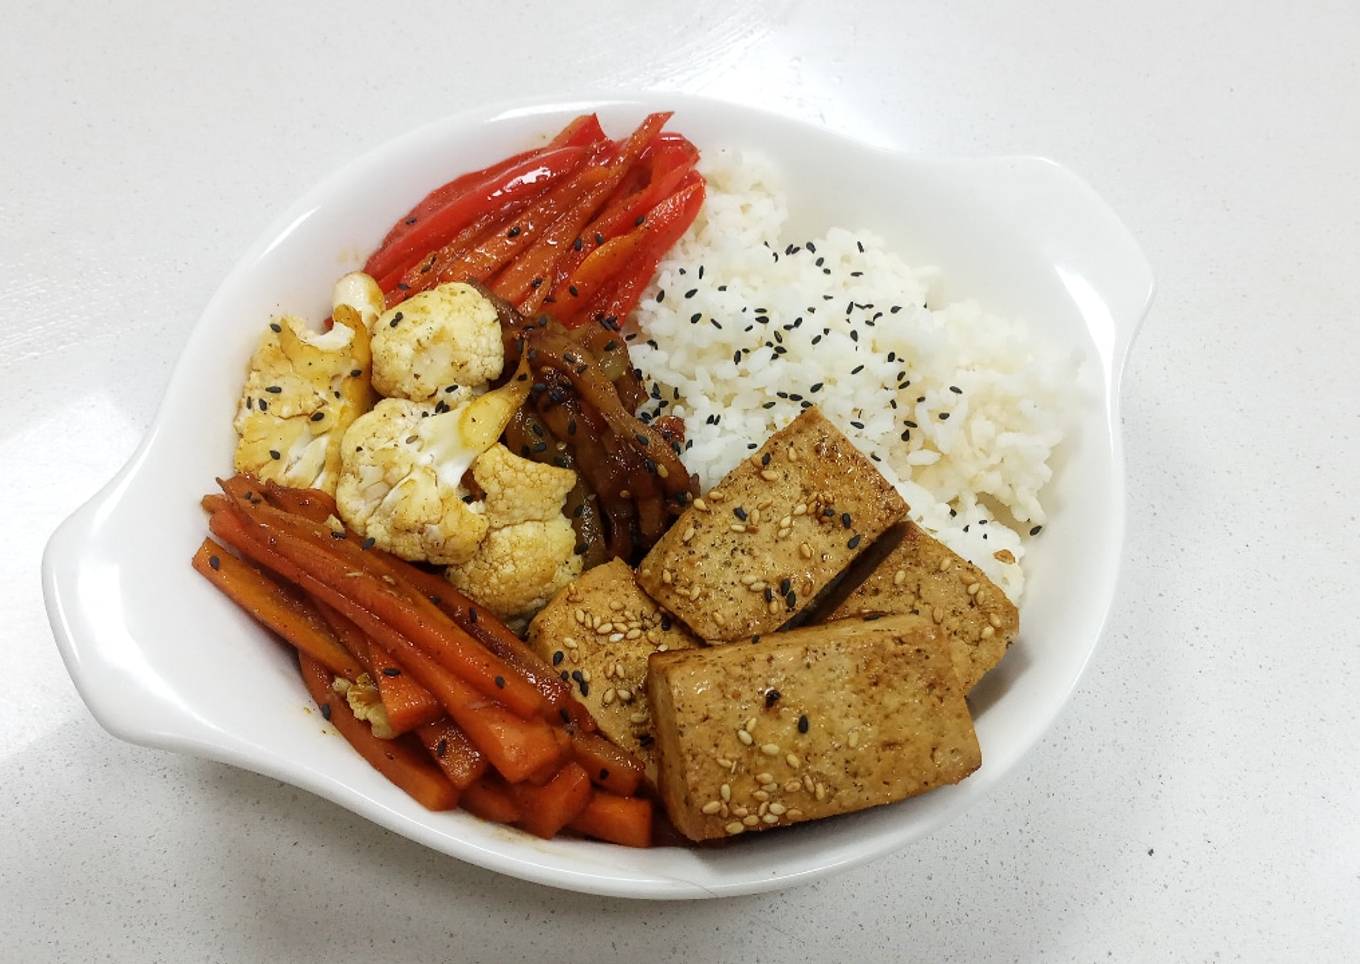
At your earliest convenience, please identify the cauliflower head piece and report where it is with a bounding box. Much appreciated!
[371,282,504,402]
[334,364,530,564]
[446,517,583,622]
[472,443,577,528]
[232,313,373,494]
[331,675,394,739]
[443,443,580,621]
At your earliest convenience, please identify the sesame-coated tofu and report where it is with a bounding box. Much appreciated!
[526,559,698,781]
[637,408,906,642]
[645,615,980,842]
[823,523,1018,691]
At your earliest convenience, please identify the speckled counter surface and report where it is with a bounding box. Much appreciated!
[3,1,1356,960]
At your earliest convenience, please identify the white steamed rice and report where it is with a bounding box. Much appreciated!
[629,149,1077,601]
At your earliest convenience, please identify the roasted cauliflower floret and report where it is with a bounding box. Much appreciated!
[331,675,395,739]
[232,314,373,494]
[371,282,504,401]
[472,444,577,528]
[334,363,530,564]
[446,517,583,622]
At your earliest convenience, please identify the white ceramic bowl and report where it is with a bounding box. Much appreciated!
[42,93,1152,899]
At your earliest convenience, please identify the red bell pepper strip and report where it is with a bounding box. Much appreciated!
[371,114,608,269]
[488,112,673,307]
[364,146,587,282]
[526,134,698,315]
[568,174,705,327]
[298,653,459,811]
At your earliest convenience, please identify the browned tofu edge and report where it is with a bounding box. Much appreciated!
[526,559,698,780]
[646,615,980,841]
[825,523,1019,690]
[637,407,907,641]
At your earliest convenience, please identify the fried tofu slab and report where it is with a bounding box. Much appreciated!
[645,615,980,842]
[824,523,1018,690]
[637,408,906,641]
[527,560,698,781]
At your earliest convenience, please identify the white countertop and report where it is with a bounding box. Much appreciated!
[3,1,1356,959]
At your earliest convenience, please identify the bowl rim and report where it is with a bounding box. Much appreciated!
[42,90,1153,899]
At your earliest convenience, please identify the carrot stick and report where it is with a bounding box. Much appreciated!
[417,719,488,790]
[219,490,545,719]
[298,653,458,811]
[192,537,363,680]
[461,776,521,824]
[511,762,592,838]
[262,481,338,524]
[314,600,441,735]
[387,559,593,729]
[208,510,562,782]
[201,493,231,514]
[571,731,645,797]
[568,793,653,848]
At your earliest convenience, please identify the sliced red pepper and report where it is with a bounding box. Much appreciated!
[364,146,587,282]
[546,231,648,323]
[546,112,606,150]
[528,134,698,315]
[567,174,705,328]
[488,112,672,307]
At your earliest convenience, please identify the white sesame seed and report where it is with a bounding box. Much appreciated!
[815,783,827,801]
[736,728,753,748]
[715,757,733,768]
[755,771,773,783]
[981,625,995,639]
[608,632,624,643]
[579,670,591,683]
[657,643,670,652]
[753,790,770,802]
[803,774,815,793]
[784,780,803,793]
[701,800,722,815]
[745,717,758,732]
[749,509,762,526]
[893,568,907,587]
[661,569,673,585]
[932,606,944,623]
[787,808,804,819]
[730,523,748,533]
[681,526,695,543]
[617,687,634,702]
[563,637,578,649]
[768,599,780,614]
[938,557,952,572]
[799,542,812,559]
[725,821,744,835]
[720,783,732,802]
[742,814,760,827]
[777,527,791,539]
[749,580,766,592]
[758,801,769,816]
[768,802,787,816]
[761,813,779,825]
[629,712,647,724]
[847,731,859,748]
[574,609,586,625]
[731,806,748,818]
[779,515,792,529]
[602,688,616,705]
[692,498,708,511]
[740,574,757,586]
[989,613,1003,629]
[760,469,779,482]
[785,753,801,769]
[760,743,781,756]
[967,582,981,596]
[793,503,807,516]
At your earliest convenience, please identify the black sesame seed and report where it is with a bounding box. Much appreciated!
[850,330,860,342]
[950,385,963,394]
[733,506,749,521]
[1030,525,1044,536]
[763,401,776,409]
[246,397,253,410]
[798,714,809,733]
[779,577,791,596]
[850,420,865,430]
[763,587,774,603]
[856,240,865,253]
[269,322,282,333]
[310,411,324,422]
[761,452,771,466]
[841,512,852,528]
[851,365,865,375]
[595,232,605,245]
[685,288,698,299]
[268,449,280,460]
[598,767,610,782]
[382,667,401,678]
[579,680,590,697]
[711,319,722,330]
[848,534,862,549]
[785,590,797,609]
[764,689,781,708]
[494,675,506,689]
[938,412,950,420]
[320,704,331,721]
[507,225,521,238]
[361,536,375,550]
[436,737,448,757]
[690,312,701,323]
[208,554,220,571]
[265,385,282,394]
[468,608,477,624]
[552,651,564,666]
